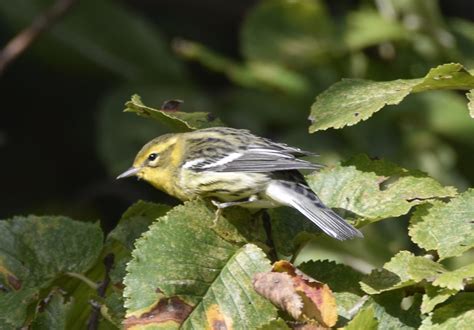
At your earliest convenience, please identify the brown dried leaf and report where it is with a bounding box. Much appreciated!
[123,296,192,328]
[253,272,304,319]
[253,260,338,327]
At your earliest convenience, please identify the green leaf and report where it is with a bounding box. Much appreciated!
[306,154,456,225]
[0,216,103,328]
[432,263,474,291]
[409,189,474,260]
[30,290,73,330]
[0,288,38,328]
[420,293,474,329]
[299,260,363,295]
[125,94,224,132]
[0,0,183,81]
[370,290,423,330]
[345,305,378,330]
[123,200,277,328]
[267,207,321,257]
[175,40,309,94]
[309,63,474,132]
[344,9,408,51]
[299,260,366,325]
[421,285,457,314]
[467,90,474,117]
[241,0,335,67]
[360,251,445,294]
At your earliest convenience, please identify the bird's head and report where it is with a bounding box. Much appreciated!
[116,133,179,186]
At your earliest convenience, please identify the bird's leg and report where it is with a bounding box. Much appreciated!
[211,196,259,226]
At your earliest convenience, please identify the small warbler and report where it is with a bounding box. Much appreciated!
[117,127,362,240]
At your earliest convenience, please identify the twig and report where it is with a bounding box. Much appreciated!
[0,0,78,74]
[262,211,278,262]
[87,253,115,330]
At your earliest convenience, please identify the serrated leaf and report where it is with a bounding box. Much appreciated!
[0,216,103,328]
[467,90,474,117]
[124,94,224,132]
[370,290,422,330]
[432,263,474,290]
[420,293,474,329]
[345,305,378,330]
[421,285,457,314]
[123,200,277,328]
[409,189,474,260]
[299,260,363,295]
[360,251,445,294]
[306,154,456,225]
[309,63,474,132]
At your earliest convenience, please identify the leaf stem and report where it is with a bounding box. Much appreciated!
[66,272,99,290]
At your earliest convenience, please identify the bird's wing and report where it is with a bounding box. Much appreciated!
[187,144,321,172]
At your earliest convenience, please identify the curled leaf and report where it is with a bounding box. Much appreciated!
[253,260,337,327]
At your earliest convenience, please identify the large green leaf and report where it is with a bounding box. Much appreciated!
[306,154,456,226]
[241,0,335,67]
[309,63,474,132]
[0,216,103,328]
[123,200,277,328]
[409,189,474,260]
[0,0,183,81]
[420,293,474,329]
[370,290,423,330]
[360,251,445,294]
[432,263,474,291]
[102,201,171,325]
[125,94,224,132]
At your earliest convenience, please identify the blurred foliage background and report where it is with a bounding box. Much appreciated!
[1,0,473,271]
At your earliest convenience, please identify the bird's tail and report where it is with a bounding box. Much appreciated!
[265,180,363,240]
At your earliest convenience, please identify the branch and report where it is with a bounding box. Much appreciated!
[0,0,77,74]
[262,211,278,262]
[87,253,115,330]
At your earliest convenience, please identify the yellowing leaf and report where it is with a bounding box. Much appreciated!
[432,263,474,290]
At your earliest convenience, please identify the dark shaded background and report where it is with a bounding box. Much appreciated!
[1,0,474,265]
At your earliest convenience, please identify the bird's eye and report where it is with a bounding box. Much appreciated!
[148,153,158,161]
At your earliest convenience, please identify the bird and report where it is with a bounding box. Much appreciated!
[117,127,362,240]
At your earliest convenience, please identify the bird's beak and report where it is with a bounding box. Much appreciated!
[116,167,140,179]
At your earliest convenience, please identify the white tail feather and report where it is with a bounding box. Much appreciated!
[265,181,363,240]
